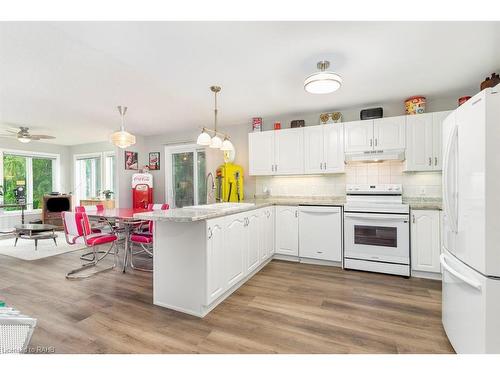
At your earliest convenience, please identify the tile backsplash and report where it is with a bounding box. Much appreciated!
[255,161,442,198]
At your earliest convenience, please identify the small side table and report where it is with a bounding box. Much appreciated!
[14,224,58,251]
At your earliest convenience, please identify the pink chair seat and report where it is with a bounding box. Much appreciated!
[130,233,153,244]
[72,233,118,246]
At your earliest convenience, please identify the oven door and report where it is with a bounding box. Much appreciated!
[344,212,410,264]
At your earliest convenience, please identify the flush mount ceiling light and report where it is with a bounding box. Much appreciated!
[197,85,234,152]
[110,106,136,149]
[304,60,343,94]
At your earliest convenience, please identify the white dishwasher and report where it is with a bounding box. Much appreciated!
[298,205,342,262]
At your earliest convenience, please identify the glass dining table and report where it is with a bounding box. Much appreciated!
[86,208,150,273]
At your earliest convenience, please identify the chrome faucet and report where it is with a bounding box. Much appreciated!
[205,172,217,203]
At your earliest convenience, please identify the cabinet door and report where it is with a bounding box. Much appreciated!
[275,206,299,256]
[224,213,247,287]
[274,128,304,175]
[344,120,373,153]
[248,132,275,176]
[432,111,452,171]
[323,124,345,173]
[246,210,261,273]
[373,116,406,150]
[405,113,434,171]
[411,210,441,273]
[303,125,324,174]
[298,206,342,261]
[206,218,226,304]
[261,207,275,261]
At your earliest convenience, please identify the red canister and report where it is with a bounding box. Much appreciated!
[405,96,426,115]
[274,121,281,130]
[458,96,471,106]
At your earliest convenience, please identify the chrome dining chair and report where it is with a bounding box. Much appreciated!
[128,203,169,272]
[62,211,118,279]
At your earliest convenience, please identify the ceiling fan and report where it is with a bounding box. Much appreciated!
[0,126,56,143]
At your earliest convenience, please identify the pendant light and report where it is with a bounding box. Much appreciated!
[196,85,234,152]
[304,60,342,94]
[110,106,136,148]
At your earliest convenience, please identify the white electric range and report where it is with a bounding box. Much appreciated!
[343,184,410,277]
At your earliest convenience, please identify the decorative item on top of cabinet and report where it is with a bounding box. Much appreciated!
[319,112,342,124]
[458,96,471,106]
[360,107,383,120]
[252,117,262,132]
[411,209,441,278]
[290,120,305,128]
[480,73,499,91]
[405,96,426,115]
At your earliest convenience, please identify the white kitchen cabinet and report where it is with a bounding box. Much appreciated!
[249,128,304,176]
[248,131,274,175]
[411,210,441,274]
[224,212,247,287]
[246,210,262,273]
[304,124,345,174]
[405,111,451,172]
[373,116,406,150]
[275,205,299,256]
[344,120,374,153]
[323,123,345,173]
[303,125,324,174]
[298,206,342,262]
[260,206,275,261]
[206,217,226,304]
[274,128,304,175]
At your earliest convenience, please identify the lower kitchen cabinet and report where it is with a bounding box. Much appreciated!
[246,209,262,273]
[275,205,299,256]
[298,206,342,262]
[224,212,247,288]
[260,206,275,261]
[206,217,226,304]
[411,209,441,275]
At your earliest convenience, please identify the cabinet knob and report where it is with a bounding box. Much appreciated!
[208,227,213,239]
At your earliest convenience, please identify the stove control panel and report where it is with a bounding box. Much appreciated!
[346,184,402,195]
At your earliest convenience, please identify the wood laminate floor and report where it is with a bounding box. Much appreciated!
[0,251,454,353]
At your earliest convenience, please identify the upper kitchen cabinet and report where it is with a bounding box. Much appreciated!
[405,111,451,172]
[344,117,405,154]
[248,131,275,175]
[373,116,406,150]
[344,120,374,153]
[248,128,304,176]
[274,127,305,175]
[304,123,345,174]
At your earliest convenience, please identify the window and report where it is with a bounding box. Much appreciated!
[165,145,206,208]
[0,150,59,212]
[74,152,115,203]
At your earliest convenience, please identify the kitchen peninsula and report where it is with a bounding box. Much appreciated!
[134,199,345,317]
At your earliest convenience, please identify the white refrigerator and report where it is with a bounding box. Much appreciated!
[441,87,500,353]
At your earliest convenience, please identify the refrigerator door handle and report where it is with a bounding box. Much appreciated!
[442,122,459,233]
[440,254,482,291]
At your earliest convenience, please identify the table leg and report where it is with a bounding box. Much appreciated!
[14,235,19,247]
[53,229,57,246]
[35,238,38,251]
[122,224,130,273]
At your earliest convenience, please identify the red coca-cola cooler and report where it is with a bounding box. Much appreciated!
[132,173,153,209]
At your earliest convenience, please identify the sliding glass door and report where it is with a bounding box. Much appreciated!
[166,145,206,208]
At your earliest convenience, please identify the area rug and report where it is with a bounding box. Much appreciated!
[0,232,84,260]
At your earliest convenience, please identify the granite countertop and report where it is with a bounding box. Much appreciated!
[134,196,441,223]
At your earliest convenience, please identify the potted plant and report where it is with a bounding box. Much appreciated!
[102,190,114,200]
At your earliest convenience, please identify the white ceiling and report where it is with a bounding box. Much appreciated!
[0,21,498,145]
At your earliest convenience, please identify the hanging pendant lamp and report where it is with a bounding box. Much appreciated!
[110,106,136,148]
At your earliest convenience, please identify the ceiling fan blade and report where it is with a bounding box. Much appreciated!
[30,134,56,140]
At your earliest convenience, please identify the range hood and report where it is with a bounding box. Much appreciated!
[345,149,405,163]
